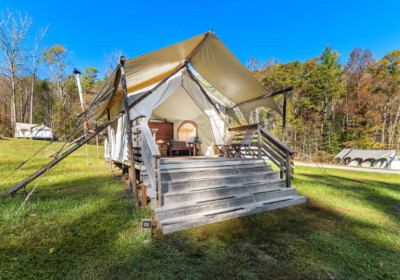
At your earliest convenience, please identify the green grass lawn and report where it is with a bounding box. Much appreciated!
[1,138,399,280]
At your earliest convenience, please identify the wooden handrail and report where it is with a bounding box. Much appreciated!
[227,123,295,188]
[259,125,294,188]
[228,123,259,132]
[139,121,162,207]
[259,127,295,155]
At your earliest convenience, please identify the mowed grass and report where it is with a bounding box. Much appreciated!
[1,138,399,280]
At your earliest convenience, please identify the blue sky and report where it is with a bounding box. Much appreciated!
[3,0,400,77]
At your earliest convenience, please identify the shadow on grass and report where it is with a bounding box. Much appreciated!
[1,172,400,280]
[186,198,400,279]
[299,172,400,219]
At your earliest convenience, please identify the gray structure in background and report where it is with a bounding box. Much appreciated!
[334,149,400,169]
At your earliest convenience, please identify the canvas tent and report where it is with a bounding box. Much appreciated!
[90,31,283,163]
[88,31,280,123]
[335,149,400,169]
[14,123,53,140]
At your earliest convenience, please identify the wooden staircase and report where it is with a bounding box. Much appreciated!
[136,120,306,234]
[142,158,306,234]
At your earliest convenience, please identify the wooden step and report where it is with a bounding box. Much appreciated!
[159,195,307,234]
[163,179,285,205]
[143,163,272,182]
[155,187,297,220]
[161,171,280,194]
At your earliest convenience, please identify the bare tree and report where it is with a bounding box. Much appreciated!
[0,9,31,128]
[29,25,48,123]
[42,44,71,102]
[104,49,125,78]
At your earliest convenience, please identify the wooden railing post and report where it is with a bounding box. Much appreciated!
[285,152,291,188]
[120,56,139,207]
[155,157,162,208]
[257,124,262,159]
[238,125,295,188]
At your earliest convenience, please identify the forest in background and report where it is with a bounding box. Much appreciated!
[0,9,399,163]
[0,9,120,139]
[246,46,400,162]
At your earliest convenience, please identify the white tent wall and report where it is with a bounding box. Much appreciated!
[104,115,128,162]
[104,70,225,162]
[335,149,400,169]
[14,123,53,139]
[388,154,400,169]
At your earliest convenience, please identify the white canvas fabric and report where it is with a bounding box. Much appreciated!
[226,97,279,123]
[104,70,225,162]
[14,123,53,139]
[335,149,400,169]
[93,31,280,122]
[190,33,280,112]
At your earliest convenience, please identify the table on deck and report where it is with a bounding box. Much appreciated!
[188,142,201,156]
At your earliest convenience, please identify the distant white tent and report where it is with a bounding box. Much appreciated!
[14,123,53,140]
[334,149,400,169]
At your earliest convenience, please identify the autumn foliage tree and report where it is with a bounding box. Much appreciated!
[249,45,400,162]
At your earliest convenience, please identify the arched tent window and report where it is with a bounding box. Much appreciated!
[177,121,198,142]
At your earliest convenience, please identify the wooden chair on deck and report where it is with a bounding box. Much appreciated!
[215,131,236,157]
[233,130,257,158]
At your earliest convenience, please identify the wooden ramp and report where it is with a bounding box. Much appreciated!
[142,157,306,234]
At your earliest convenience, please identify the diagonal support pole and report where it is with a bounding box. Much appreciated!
[1,110,124,198]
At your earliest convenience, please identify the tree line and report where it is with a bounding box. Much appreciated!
[0,9,119,138]
[247,46,400,161]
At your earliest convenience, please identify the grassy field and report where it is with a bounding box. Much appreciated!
[1,138,399,280]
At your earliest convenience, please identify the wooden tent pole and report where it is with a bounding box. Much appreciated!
[95,124,100,158]
[107,109,113,173]
[120,56,139,207]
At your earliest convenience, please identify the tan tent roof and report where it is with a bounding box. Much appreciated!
[88,31,280,121]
